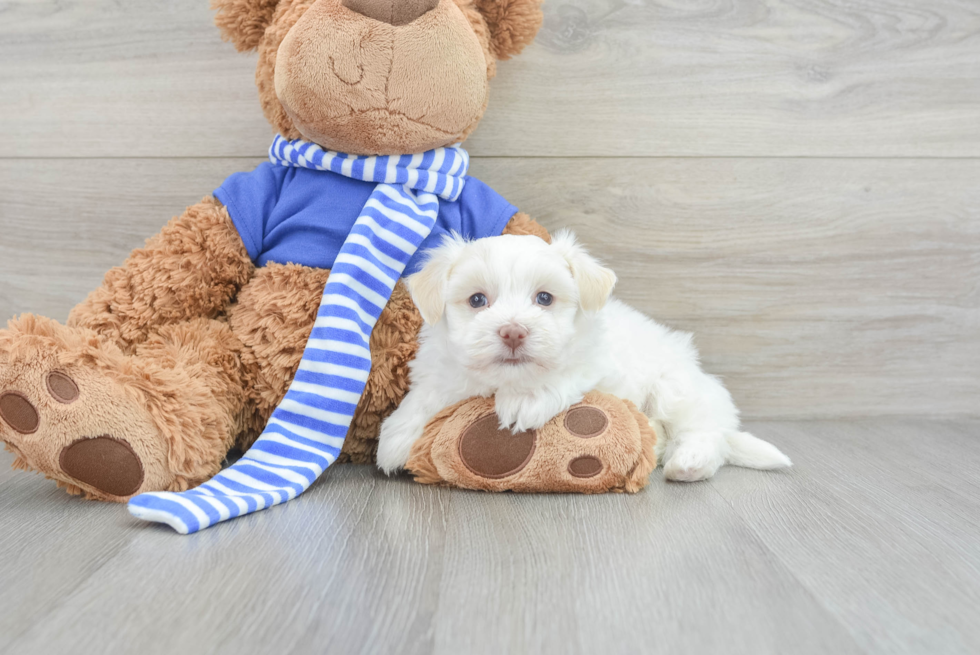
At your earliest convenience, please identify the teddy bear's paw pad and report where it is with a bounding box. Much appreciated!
[568,455,603,478]
[46,371,80,404]
[60,436,145,497]
[564,406,608,439]
[0,392,41,434]
[458,414,536,479]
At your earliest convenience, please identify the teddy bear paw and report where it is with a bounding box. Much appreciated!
[407,391,658,494]
[0,316,172,501]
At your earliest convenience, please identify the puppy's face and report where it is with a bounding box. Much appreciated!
[409,233,617,377]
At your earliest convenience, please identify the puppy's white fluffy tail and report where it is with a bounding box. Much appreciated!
[725,431,792,470]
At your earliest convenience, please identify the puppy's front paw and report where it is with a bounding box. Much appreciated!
[495,392,569,434]
[377,415,426,475]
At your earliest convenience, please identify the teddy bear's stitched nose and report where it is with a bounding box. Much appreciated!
[342,0,439,26]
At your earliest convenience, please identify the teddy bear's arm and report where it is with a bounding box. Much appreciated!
[501,211,550,242]
[66,197,254,352]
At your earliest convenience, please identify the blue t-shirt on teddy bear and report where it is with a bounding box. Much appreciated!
[214,162,518,276]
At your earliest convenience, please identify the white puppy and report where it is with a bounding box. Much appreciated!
[377,232,791,481]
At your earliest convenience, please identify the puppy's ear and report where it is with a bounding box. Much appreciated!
[471,0,545,60]
[408,235,468,324]
[212,0,281,52]
[551,230,617,312]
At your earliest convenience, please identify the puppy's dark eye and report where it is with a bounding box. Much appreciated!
[468,293,488,308]
[536,292,553,306]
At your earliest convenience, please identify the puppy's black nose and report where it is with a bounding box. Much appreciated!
[498,324,529,351]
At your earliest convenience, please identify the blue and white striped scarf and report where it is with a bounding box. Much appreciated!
[127,135,469,534]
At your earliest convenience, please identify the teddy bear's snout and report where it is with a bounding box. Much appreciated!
[274,0,491,155]
[342,0,438,26]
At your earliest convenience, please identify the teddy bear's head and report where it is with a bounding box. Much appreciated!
[213,0,543,155]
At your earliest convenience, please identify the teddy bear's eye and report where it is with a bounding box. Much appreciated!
[536,292,554,306]
[468,293,488,308]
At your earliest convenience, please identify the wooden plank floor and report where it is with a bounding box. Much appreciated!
[1,420,978,655]
[2,1,979,654]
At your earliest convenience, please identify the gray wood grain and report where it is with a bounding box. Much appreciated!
[0,455,142,652]
[0,456,449,655]
[3,157,977,419]
[431,480,861,655]
[710,420,980,655]
[0,445,861,655]
[2,0,979,157]
[3,422,980,654]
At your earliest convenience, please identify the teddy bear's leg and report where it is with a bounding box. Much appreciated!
[0,315,252,500]
[0,197,256,498]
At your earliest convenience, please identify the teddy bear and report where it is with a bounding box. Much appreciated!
[1,0,655,533]
[0,0,548,503]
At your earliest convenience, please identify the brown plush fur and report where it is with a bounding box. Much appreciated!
[473,0,543,60]
[501,210,551,242]
[213,0,282,52]
[67,197,254,352]
[0,0,549,501]
[406,391,657,493]
[623,400,658,493]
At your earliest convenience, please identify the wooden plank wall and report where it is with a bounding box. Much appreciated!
[1,0,978,419]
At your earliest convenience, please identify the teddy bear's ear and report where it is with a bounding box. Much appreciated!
[472,0,545,60]
[212,0,281,52]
